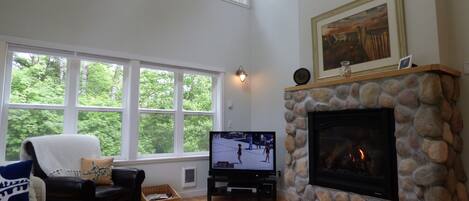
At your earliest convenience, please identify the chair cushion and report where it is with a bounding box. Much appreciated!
[81,157,113,185]
[95,185,131,200]
[0,160,33,201]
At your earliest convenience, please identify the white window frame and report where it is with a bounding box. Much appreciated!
[0,43,223,161]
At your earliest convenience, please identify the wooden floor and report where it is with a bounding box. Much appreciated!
[183,195,286,201]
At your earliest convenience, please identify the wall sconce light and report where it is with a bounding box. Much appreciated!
[236,66,248,82]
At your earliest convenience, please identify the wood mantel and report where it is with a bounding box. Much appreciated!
[285,64,461,92]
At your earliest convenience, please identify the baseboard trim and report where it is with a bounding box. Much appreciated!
[179,188,207,198]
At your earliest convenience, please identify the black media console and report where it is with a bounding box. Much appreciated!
[207,175,277,201]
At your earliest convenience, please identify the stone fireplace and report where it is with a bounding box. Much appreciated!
[283,65,468,201]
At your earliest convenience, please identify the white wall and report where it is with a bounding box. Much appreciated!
[249,0,300,190]
[0,0,252,196]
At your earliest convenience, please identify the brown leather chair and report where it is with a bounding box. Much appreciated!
[25,142,145,201]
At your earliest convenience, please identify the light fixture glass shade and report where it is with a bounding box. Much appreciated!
[236,66,248,82]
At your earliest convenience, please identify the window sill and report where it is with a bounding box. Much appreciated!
[114,154,209,166]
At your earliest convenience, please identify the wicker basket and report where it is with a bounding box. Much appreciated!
[141,184,182,201]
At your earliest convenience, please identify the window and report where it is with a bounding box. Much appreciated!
[222,0,250,8]
[0,44,222,161]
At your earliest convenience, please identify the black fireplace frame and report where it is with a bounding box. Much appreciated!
[308,109,398,200]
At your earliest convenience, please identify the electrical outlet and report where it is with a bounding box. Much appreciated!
[465,62,469,75]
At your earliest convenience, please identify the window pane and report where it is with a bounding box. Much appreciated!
[138,113,174,155]
[78,111,122,156]
[6,109,63,161]
[10,52,66,104]
[184,115,213,152]
[79,61,123,107]
[183,74,212,111]
[139,68,174,109]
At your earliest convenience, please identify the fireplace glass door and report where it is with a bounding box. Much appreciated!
[309,109,397,200]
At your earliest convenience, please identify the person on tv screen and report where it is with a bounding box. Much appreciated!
[237,144,242,164]
[264,143,271,163]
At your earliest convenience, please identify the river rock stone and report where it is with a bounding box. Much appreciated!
[451,107,463,134]
[427,140,448,163]
[419,74,443,104]
[395,105,414,123]
[329,97,345,110]
[359,82,381,107]
[345,96,360,109]
[400,176,414,191]
[285,153,292,166]
[286,123,296,136]
[285,135,296,153]
[285,92,293,100]
[455,156,467,182]
[285,168,295,186]
[295,157,308,177]
[302,185,315,201]
[378,94,395,108]
[447,148,456,168]
[396,138,412,158]
[441,74,455,100]
[453,79,460,102]
[287,187,301,201]
[294,117,306,130]
[285,100,295,110]
[399,159,418,175]
[382,79,402,96]
[395,123,411,138]
[424,186,451,201]
[336,85,350,100]
[398,89,419,108]
[334,192,349,201]
[351,83,360,97]
[295,129,306,147]
[285,111,296,123]
[457,182,469,201]
[448,169,457,194]
[311,88,334,103]
[305,99,316,112]
[293,102,306,117]
[350,194,365,201]
[413,164,447,186]
[443,123,454,145]
[293,147,307,159]
[404,74,419,88]
[454,135,463,153]
[414,105,443,137]
[295,177,308,192]
[441,100,453,122]
[316,190,332,201]
[293,90,307,102]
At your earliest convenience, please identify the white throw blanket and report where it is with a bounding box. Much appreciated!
[20,135,102,177]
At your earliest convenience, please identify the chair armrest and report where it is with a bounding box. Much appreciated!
[112,168,145,188]
[45,177,96,200]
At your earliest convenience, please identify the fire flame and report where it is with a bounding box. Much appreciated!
[358,148,366,160]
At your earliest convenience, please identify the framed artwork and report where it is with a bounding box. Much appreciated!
[398,55,413,69]
[311,0,407,81]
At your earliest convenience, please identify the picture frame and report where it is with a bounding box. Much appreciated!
[398,55,413,69]
[311,0,407,81]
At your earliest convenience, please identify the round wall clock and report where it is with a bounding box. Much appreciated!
[293,68,311,85]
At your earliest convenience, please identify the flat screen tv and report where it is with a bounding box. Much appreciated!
[209,131,276,176]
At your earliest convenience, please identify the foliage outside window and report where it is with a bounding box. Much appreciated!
[2,48,220,161]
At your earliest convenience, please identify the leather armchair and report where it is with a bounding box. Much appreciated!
[25,142,145,201]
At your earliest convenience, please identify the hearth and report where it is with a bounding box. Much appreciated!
[308,109,398,200]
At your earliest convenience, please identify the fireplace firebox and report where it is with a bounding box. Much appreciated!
[308,109,398,200]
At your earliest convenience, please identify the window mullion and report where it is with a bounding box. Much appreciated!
[0,42,9,161]
[63,58,80,134]
[174,71,184,155]
[122,60,140,160]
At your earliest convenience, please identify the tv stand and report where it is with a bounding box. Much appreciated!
[207,175,277,201]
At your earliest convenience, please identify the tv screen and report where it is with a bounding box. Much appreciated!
[210,131,276,175]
